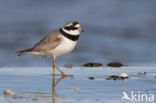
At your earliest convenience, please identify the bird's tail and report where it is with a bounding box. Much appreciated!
[16,48,33,56]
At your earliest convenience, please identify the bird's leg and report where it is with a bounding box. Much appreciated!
[53,60,69,77]
[52,58,55,76]
[55,65,69,77]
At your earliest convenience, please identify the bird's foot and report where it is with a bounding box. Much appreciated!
[61,73,70,77]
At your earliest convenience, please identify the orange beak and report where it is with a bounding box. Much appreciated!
[77,27,84,32]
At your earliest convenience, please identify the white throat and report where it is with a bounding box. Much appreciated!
[62,28,80,36]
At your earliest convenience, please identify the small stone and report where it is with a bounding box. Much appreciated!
[4,90,16,96]
[118,73,129,79]
[107,73,128,80]
[105,77,112,80]
[73,88,80,91]
[83,63,102,67]
[88,77,95,80]
[109,75,119,80]
[64,64,73,68]
[107,62,123,67]
[138,71,147,75]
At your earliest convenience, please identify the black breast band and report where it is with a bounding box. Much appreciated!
[60,28,79,41]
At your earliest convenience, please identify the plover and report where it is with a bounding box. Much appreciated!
[17,21,83,76]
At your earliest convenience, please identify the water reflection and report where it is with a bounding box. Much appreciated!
[52,75,69,103]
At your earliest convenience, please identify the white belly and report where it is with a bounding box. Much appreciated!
[48,36,77,57]
[28,36,77,58]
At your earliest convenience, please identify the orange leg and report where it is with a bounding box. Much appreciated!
[53,58,69,77]
[55,65,69,77]
[52,59,55,76]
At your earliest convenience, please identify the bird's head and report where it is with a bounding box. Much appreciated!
[62,21,83,35]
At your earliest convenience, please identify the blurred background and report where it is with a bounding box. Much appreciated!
[0,0,156,67]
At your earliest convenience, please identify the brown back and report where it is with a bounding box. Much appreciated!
[32,30,61,51]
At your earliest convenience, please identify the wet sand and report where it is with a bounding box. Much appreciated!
[0,66,156,103]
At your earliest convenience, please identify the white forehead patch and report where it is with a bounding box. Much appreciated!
[74,24,80,28]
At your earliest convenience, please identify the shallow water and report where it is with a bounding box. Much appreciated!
[0,66,156,103]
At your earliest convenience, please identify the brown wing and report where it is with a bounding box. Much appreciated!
[32,30,61,51]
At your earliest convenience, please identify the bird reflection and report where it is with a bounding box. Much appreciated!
[52,75,70,103]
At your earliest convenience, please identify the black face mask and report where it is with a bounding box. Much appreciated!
[64,26,77,31]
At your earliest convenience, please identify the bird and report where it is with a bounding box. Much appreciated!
[16,21,83,77]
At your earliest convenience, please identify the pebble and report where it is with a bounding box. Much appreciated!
[118,73,129,79]
[106,73,129,80]
[73,88,80,91]
[83,63,102,67]
[138,71,147,75]
[64,64,73,68]
[88,77,95,80]
[4,89,16,96]
[109,75,119,80]
[107,62,123,67]
[105,77,112,80]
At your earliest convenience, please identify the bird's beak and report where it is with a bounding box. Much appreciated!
[77,27,84,32]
